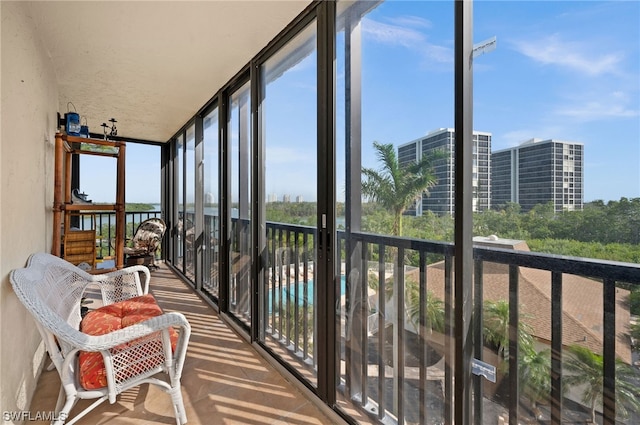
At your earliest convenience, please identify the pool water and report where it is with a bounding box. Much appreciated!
[267,275,346,307]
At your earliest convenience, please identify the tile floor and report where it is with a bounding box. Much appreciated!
[27,264,342,425]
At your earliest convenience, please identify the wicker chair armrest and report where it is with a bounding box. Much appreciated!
[67,312,190,352]
[10,253,190,425]
[91,266,151,304]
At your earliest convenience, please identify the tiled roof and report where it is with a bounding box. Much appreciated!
[406,239,632,363]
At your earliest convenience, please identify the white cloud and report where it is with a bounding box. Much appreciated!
[555,91,640,120]
[362,17,452,64]
[386,15,432,30]
[512,34,623,76]
[556,101,639,120]
[362,17,426,48]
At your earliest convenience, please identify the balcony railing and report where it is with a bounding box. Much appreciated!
[70,210,162,259]
[52,210,640,424]
[139,213,640,425]
[248,222,640,425]
[264,222,317,366]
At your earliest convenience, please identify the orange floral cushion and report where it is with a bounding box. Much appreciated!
[78,294,178,390]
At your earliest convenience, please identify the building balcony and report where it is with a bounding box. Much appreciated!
[3,1,638,424]
[25,263,338,425]
[21,221,640,425]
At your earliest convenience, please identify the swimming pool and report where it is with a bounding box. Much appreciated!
[267,275,346,307]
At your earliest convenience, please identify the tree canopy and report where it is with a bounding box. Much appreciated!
[361,141,444,236]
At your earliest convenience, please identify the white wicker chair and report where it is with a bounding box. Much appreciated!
[10,252,191,425]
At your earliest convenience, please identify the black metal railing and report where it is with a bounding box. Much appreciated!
[189,217,640,424]
[473,247,640,425]
[202,214,220,296]
[263,222,317,364]
[255,224,640,425]
[71,210,162,259]
[340,231,455,425]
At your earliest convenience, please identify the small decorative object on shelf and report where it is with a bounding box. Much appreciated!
[101,118,118,140]
[101,122,110,140]
[71,188,92,204]
[109,118,118,137]
[80,116,90,138]
[65,102,81,136]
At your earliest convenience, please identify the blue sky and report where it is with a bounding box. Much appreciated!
[82,0,639,205]
[80,143,160,204]
[349,0,639,203]
[473,0,639,201]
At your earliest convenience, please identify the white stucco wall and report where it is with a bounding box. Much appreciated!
[1,2,59,421]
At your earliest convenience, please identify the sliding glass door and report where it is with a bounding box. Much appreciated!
[173,132,185,270]
[227,82,252,326]
[184,124,196,279]
[202,106,220,300]
[336,1,456,423]
[257,18,319,388]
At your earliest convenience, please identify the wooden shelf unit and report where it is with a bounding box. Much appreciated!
[52,133,126,269]
[63,228,96,268]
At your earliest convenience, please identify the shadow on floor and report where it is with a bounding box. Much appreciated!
[28,263,337,425]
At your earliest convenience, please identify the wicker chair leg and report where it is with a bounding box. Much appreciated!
[62,395,108,425]
[169,385,187,425]
[54,386,65,417]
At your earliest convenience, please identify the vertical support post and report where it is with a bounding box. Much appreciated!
[377,243,386,420]
[64,149,72,205]
[195,115,204,292]
[344,7,364,402]
[236,88,251,317]
[419,251,428,425]
[52,133,64,256]
[251,59,264,343]
[394,249,405,423]
[454,1,474,424]
[220,92,229,312]
[508,265,520,425]
[603,278,616,424]
[71,139,80,229]
[473,260,484,425]
[551,271,563,424]
[444,254,454,425]
[115,141,126,269]
[160,141,169,262]
[317,0,336,405]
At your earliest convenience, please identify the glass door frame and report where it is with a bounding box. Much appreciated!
[163,1,476,421]
[251,3,328,399]
[199,100,221,302]
[221,71,252,323]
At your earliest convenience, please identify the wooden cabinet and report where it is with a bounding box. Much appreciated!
[52,133,126,269]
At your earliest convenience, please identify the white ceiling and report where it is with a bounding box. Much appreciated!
[28,1,311,143]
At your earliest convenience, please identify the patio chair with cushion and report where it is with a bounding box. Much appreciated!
[10,252,191,425]
[124,217,167,269]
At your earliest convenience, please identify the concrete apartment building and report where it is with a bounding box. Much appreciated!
[492,138,584,212]
[399,133,583,216]
[398,128,492,215]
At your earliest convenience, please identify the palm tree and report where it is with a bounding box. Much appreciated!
[362,141,444,236]
[519,345,551,419]
[483,299,510,358]
[405,281,445,335]
[483,300,534,359]
[564,344,640,423]
[630,321,640,352]
[483,300,550,419]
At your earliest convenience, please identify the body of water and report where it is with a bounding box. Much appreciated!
[268,276,347,307]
